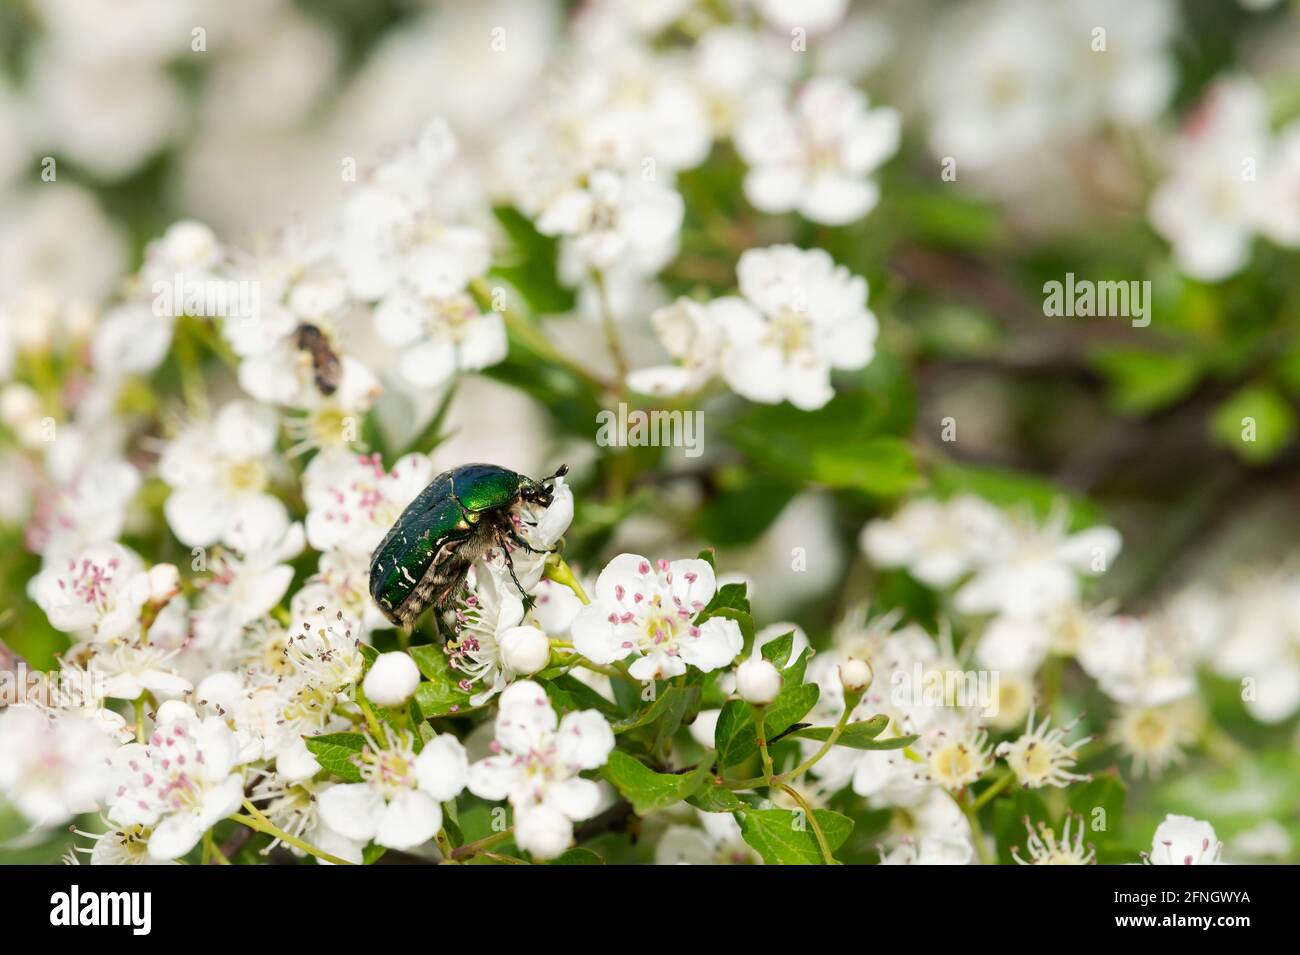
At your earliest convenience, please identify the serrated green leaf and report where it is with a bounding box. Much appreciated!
[303,732,366,783]
[603,751,712,815]
[738,807,854,865]
[714,699,759,768]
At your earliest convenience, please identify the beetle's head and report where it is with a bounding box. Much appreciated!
[521,463,568,507]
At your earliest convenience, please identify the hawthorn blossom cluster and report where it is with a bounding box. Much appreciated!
[0,0,1292,870]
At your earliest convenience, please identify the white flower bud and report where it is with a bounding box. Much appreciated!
[0,383,40,428]
[499,625,551,676]
[147,563,181,602]
[736,656,782,705]
[363,652,421,707]
[515,805,574,860]
[839,657,873,693]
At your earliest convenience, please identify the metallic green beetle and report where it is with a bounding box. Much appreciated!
[368,463,567,628]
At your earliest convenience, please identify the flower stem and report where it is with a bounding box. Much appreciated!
[544,554,590,605]
[958,792,994,866]
[449,827,514,862]
[753,705,775,784]
[591,269,629,383]
[204,830,231,865]
[971,771,1013,812]
[235,800,355,866]
[779,783,836,865]
[133,697,147,744]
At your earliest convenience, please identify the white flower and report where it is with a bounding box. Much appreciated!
[337,119,490,302]
[954,507,1121,619]
[1144,814,1222,865]
[996,710,1091,789]
[1210,572,1300,723]
[753,0,848,33]
[922,0,1072,171]
[655,811,761,865]
[363,652,421,707]
[374,285,506,391]
[318,733,468,851]
[88,641,192,701]
[571,554,743,680]
[720,246,877,410]
[247,775,364,866]
[158,399,282,548]
[71,822,176,866]
[535,167,684,276]
[445,561,526,705]
[190,497,304,666]
[467,681,614,860]
[30,543,150,641]
[1013,814,1095,865]
[498,626,552,677]
[1148,78,1271,281]
[1109,699,1199,777]
[302,450,435,556]
[0,705,116,827]
[28,446,140,563]
[735,77,899,225]
[626,296,732,396]
[862,495,1008,589]
[293,547,394,637]
[106,701,246,860]
[735,656,782,705]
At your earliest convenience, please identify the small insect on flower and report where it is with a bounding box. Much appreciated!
[368,463,568,628]
[294,323,342,396]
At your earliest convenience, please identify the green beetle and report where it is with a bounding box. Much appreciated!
[368,463,567,628]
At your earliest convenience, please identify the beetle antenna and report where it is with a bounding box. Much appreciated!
[543,463,569,484]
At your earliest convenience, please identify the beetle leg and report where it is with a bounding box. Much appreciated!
[494,530,536,610]
[504,524,557,556]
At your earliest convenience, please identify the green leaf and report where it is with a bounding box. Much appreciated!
[759,631,795,668]
[714,658,821,769]
[763,683,820,738]
[1089,346,1202,415]
[687,783,744,813]
[603,752,713,815]
[738,808,854,865]
[409,644,473,718]
[727,394,920,499]
[699,581,750,617]
[786,715,892,748]
[303,732,366,783]
[613,685,699,736]
[545,674,622,718]
[1209,383,1296,464]
[714,699,759,769]
[551,847,604,865]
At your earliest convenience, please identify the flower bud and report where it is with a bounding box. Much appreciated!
[148,563,181,602]
[736,656,782,705]
[839,657,874,693]
[499,625,551,676]
[363,651,421,707]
